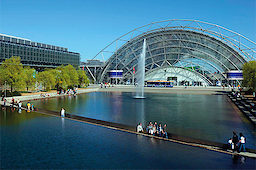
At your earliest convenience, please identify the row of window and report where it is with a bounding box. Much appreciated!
[1,50,78,59]
[0,55,78,65]
[0,38,68,52]
[0,42,79,55]
[0,41,80,66]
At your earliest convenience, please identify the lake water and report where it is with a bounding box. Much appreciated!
[31,92,256,149]
[1,108,255,169]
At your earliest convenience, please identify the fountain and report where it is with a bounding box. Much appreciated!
[134,39,146,99]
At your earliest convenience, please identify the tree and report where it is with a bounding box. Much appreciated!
[37,70,55,91]
[55,66,70,90]
[0,56,25,92]
[242,61,256,92]
[24,66,36,91]
[64,64,79,87]
[77,69,89,87]
[55,65,79,89]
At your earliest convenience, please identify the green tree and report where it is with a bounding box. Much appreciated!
[24,66,36,91]
[37,70,55,91]
[242,61,256,92]
[55,65,79,89]
[77,69,90,87]
[0,56,25,92]
[55,66,70,90]
[64,64,79,87]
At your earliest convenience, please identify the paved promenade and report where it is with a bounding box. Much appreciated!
[98,85,231,95]
[2,85,232,103]
[0,85,234,104]
[2,88,99,102]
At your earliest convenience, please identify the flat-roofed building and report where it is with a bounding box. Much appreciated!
[0,33,80,69]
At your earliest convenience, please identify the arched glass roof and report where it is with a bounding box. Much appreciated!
[92,20,256,84]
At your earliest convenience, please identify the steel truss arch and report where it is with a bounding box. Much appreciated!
[93,19,256,84]
[109,30,246,69]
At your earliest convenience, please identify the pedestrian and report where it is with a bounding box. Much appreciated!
[158,124,163,137]
[146,122,153,134]
[232,131,239,151]
[152,125,157,136]
[4,99,7,106]
[27,102,31,111]
[137,123,143,133]
[228,138,234,151]
[239,133,246,152]
[31,104,34,111]
[18,101,22,109]
[60,108,65,117]
[10,98,14,107]
[163,124,168,139]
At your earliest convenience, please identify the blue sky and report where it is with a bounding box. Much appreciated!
[0,0,255,61]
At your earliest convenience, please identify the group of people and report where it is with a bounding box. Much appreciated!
[26,102,35,111]
[57,88,78,97]
[1,97,35,112]
[231,91,241,98]
[228,131,246,152]
[40,93,50,98]
[137,122,168,139]
[11,98,24,110]
[66,88,78,96]
[100,83,113,88]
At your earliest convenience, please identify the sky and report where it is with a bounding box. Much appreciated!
[0,0,255,62]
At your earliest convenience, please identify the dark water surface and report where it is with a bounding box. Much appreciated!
[32,92,256,149]
[1,108,255,169]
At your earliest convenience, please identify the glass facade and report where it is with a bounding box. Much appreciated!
[0,34,80,68]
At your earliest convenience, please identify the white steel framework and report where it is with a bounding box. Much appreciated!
[92,19,256,85]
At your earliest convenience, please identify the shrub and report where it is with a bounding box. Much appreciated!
[12,91,21,96]
[0,90,21,97]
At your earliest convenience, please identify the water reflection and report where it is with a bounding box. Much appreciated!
[1,105,256,169]
[136,99,145,127]
[61,117,65,130]
[31,92,256,149]
[112,93,123,120]
[0,107,48,126]
[232,155,246,165]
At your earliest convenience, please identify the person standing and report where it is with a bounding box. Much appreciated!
[31,104,34,111]
[163,124,168,139]
[60,108,65,117]
[4,99,7,107]
[27,102,31,111]
[232,131,239,151]
[11,98,15,105]
[158,124,163,137]
[18,101,22,109]
[239,133,246,152]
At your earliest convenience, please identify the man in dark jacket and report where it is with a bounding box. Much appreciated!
[232,131,239,151]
